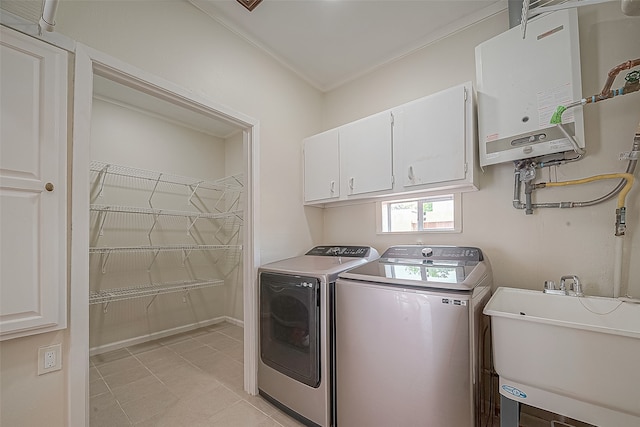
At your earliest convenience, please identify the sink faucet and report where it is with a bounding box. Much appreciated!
[543,280,567,295]
[560,275,584,297]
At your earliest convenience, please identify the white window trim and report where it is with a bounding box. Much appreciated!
[375,192,462,235]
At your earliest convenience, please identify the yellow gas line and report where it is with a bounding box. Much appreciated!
[542,173,635,209]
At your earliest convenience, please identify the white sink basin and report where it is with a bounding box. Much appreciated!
[484,287,640,427]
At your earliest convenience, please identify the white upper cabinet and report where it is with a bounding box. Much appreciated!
[0,27,68,340]
[303,129,340,202]
[302,82,476,207]
[340,111,394,197]
[393,83,472,191]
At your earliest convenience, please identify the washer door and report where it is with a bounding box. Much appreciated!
[260,272,320,387]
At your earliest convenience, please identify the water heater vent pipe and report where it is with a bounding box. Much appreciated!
[39,0,60,33]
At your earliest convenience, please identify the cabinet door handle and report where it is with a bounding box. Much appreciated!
[408,166,414,181]
[348,177,354,191]
[45,182,54,192]
[330,181,335,193]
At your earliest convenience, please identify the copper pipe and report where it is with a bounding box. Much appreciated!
[600,58,640,98]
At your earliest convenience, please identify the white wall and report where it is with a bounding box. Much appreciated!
[57,0,325,264]
[2,1,325,425]
[322,3,640,298]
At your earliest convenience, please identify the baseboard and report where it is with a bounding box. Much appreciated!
[89,315,244,356]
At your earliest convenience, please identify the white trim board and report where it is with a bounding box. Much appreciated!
[89,316,244,357]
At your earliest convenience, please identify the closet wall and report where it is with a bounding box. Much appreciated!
[88,92,243,352]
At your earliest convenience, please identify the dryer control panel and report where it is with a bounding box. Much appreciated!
[306,246,373,257]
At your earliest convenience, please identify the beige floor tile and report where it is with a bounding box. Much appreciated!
[269,410,308,427]
[97,355,143,377]
[208,400,270,426]
[120,388,179,424]
[133,346,176,365]
[219,324,244,340]
[258,418,286,427]
[90,378,110,397]
[134,411,211,427]
[216,372,246,398]
[111,375,168,404]
[222,341,244,362]
[166,337,205,354]
[198,353,243,382]
[89,390,119,415]
[194,331,240,351]
[177,383,242,419]
[245,394,280,417]
[90,325,305,427]
[179,345,220,366]
[134,347,185,372]
[89,366,101,382]
[103,365,152,390]
[158,365,222,396]
[89,401,131,427]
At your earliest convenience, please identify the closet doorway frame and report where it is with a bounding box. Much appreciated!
[69,43,260,426]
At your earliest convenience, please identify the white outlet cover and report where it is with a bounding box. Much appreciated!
[38,343,62,375]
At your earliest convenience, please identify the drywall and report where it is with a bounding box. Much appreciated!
[322,3,640,298]
[57,0,324,265]
[1,1,325,425]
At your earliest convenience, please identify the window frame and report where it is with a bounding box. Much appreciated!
[376,192,462,235]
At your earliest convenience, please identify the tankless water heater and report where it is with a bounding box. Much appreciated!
[475,9,584,167]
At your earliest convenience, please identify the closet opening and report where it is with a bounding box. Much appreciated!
[70,44,259,426]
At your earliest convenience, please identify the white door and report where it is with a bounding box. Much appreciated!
[303,129,340,202]
[340,111,393,196]
[396,84,467,188]
[0,27,68,340]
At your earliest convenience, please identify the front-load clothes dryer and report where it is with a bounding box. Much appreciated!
[335,245,492,427]
[258,245,379,427]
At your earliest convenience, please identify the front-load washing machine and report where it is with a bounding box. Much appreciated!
[258,245,379,427]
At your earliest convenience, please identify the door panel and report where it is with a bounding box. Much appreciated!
[0,26,67,340]
[260,272,321,387]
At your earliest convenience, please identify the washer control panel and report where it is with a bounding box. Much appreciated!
[381,245,483,262]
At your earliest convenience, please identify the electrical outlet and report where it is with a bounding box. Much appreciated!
[44,350,56,369]
[38,344,62,375]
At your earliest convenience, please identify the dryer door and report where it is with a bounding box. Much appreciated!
[259,272,320,387]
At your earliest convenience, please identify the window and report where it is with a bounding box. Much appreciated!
[378,194,461,233]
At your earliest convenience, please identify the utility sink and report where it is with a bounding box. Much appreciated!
[484,287,640,427]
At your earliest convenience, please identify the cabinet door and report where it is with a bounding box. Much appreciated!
[0,27,68,340]
[396,85,467,188]
[340,111,393,196]
[303,129,340,203]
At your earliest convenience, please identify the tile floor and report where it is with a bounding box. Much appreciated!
[90,322,304,427]
[91,322,505,426]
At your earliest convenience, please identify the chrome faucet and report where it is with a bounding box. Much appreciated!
[544,275,584,296]
[543,280,567,295]
[560,275,584,297]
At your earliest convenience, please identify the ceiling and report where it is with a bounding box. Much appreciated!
[189,0,507,92]
[93,75,242,138]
